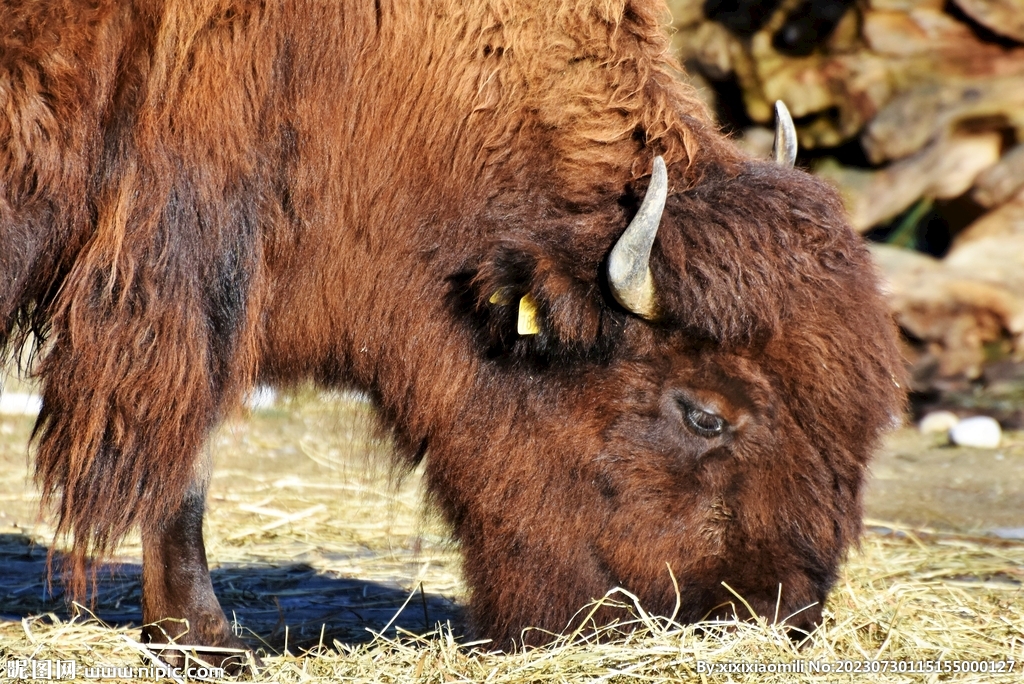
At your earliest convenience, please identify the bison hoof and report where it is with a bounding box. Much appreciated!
[141,622,261,677]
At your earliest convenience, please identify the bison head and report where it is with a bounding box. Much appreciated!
[435,104,905,647]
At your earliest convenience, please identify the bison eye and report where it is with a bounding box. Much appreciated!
[680,402,727,438]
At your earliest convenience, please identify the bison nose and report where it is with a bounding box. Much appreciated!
[706,590,823,640]
[777,602,822,640]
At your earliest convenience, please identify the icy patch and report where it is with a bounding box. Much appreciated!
[991,528,1024,540]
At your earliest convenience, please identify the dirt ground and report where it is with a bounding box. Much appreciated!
[865,428,1024,538]
[1,387,1022,652]
[0,391,464,650]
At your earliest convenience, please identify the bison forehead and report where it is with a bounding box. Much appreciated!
[652,162,863,346]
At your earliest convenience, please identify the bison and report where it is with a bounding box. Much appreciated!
[1,0,905,664]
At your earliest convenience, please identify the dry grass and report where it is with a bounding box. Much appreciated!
[2,526,1022,683]
[1,393,1022,682]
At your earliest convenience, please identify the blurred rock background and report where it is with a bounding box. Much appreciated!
[668,0,1024,426]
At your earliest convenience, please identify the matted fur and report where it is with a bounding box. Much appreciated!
[1,0,905,647]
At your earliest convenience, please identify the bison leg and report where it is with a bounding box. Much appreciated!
[140,480,253,673]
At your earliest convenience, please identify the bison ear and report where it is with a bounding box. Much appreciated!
[466,241,617,357]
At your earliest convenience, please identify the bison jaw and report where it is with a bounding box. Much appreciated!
[607,155,667,320]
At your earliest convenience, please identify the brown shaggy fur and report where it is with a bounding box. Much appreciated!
[1,0,905,650]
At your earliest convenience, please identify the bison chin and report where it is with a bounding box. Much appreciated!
[457,516,833,650]
[579,534,835,644]
[684,571,828,639]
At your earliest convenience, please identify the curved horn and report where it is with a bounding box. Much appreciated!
[773,100,797,168]
[607,156,667,320]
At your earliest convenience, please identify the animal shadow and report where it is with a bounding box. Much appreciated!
[0,533,464,652]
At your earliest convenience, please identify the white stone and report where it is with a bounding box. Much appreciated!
[0,392,42,416]
[949,416,1002,449]
[919,410,960,434]
[247,385,277,411]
